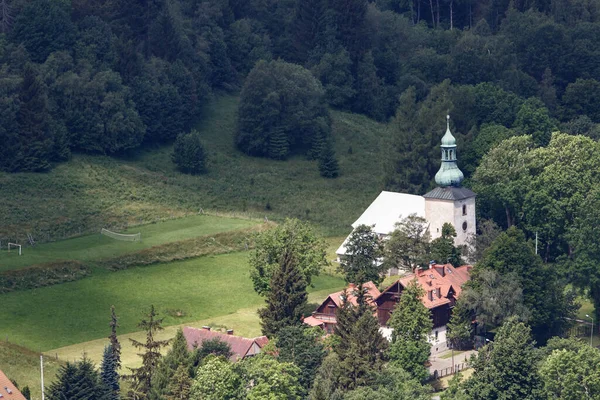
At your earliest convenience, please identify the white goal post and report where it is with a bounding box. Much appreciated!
[101,229,141,242]
[8,243,21,255]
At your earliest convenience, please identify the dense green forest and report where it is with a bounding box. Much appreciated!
[2,0,600,172]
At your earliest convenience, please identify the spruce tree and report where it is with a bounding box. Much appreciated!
[339,224,385,285]
[151,328,191,398]
[172,131,208,174]
[258,250,308,337]
[47,357,108,400]
[109,305,122,371]
[167,365,192,400]
[333,285,388,391]
[127,306,171,399]
[17,64,52,171]
[268,125,289,160]
[446,298,474,351]
[101,345,120,400]
[388,280,433,382]
[318,143,340,178]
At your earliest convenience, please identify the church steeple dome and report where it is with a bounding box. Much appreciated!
[435,115,464,187]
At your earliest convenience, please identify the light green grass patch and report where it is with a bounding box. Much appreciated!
[0,341,63,400]
[0,214,257,272]
[0,251,345,352]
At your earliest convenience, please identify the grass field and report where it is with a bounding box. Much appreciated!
[0,214,257,272]
[0,251,345,351]
[0,95,388,245]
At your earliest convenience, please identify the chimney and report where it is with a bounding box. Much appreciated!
[202,326,211,331]
[227,329,234,335]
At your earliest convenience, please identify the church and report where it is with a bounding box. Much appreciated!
[336,116,476,270]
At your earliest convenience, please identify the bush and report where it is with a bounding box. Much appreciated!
[236,60,331,160]
[172,130,207,174]
[0,261,89,293]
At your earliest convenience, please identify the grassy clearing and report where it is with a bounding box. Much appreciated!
[0,341,63,400]
[0,95,388,244]
[0,214,257,272]
[46,287,338,371]
[0,251,345,352]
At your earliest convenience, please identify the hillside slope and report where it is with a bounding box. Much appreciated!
[0,95,390,242]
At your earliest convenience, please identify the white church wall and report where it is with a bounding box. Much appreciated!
[425,199,455,242]
[453,197,476,247]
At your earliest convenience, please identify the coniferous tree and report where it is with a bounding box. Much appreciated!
[167,365,192,400]
[21,386,31,400]
[353,51,385,121]
[291,0,328,63]
[16,64,53,171]
[340,225,385,285]
[127,306,171,399]
[388,280,432,382]
[101,345,120,400]
[333,285,388,391]
[446,298,473,350]
[109,306,122,371]
[47,357,109,400]
[151,328,191,399]
[258,250,308,337]
[172,130,208,174]
[318,143,340,178]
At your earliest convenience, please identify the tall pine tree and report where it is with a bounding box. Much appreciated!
[127,306,171,399]
[333,285,389,391]
[388,280,432,382]
[151,328,192,399]
[17,64,53,171]
[100,345,120,400]
[109,306,122,371]
[258,250,308,337]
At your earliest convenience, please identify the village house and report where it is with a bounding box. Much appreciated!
[336,116,476,274]
[183,326,269,362]
[0,370,27,400]
[304,263,471,354]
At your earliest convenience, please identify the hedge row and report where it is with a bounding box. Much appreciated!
[0,261,89,293]
[97,224,270,271]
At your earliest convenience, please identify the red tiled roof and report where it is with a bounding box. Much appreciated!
[0,371,26,400]
[322,281,381,308]
[380,264,471,309]
[182,327,268,362]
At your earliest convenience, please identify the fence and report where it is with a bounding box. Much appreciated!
[430,362,467,380]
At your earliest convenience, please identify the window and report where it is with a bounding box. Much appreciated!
[462,204,467,215]
[435,331,439,340]
[462,221,468,231]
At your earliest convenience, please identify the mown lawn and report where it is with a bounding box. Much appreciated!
[0,95,388,244]
[0,214,257,272]
[0,251,345,351]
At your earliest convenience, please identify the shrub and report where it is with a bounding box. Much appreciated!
[172,130,207,174]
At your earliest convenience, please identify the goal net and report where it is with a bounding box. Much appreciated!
[101,228,141,242]
[8,243,21,255]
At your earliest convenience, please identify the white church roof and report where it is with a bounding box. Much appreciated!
[352,191,425,234]
[336,191,425,256]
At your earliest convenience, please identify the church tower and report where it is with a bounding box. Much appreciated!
[424,116,476,247]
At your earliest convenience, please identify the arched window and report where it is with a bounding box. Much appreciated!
[462,205,467,216]
[462,221,468,231]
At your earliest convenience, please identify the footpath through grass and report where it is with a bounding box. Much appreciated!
[0,95,388,244]
[0,251,345,352]
[0,214,257,272]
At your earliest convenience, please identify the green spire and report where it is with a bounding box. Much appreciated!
[435,115,464,187]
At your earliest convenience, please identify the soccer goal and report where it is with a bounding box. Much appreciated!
[101,228,141,242]
[8,243,22,255]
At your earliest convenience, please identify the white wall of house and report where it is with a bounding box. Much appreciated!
[379,325,449,355]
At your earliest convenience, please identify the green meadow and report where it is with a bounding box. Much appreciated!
[0,251,344,351]
[0,214,257,272]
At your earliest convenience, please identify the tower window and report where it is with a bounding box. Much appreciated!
[462,221,468,231]
[462,205,467,215]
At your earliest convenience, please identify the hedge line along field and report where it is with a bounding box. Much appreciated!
[0,251,345,352]
[0,95,388,244]
[0,214,258,272]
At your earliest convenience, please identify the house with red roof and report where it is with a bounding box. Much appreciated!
[376,263,471,353]
[182,326,269,362]
[303,281,381,334]
[0,370,27,400]
[305,263,471,353]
